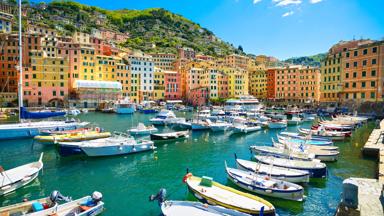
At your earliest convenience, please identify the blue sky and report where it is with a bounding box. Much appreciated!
[38,0,384,59]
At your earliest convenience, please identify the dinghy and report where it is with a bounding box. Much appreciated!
[34,131,111,144]
[150,131,189,143]
[150,188,251,216]
[0,190,71,215]
[235,157,310,183]
[183,173,276,215]
[0,153,44,196]
[255,155,327,178]
[80,137,156,157]
[250,146,314,161]
[32,191,104,216]
[128,123,158,136]
[225,162,304,201]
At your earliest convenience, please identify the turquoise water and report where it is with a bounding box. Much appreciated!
[0,112,377,216]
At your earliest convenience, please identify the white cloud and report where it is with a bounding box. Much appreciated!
[276,0,302,7]
[282,11,294,17]
[253,0,262,4]
[309,0,322,3]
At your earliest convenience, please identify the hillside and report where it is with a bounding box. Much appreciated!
[21,0,242,56]
[283,53,326,67]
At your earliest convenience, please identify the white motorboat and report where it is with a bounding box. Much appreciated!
[150,131,189,143]
[150,110,177,125]
[67,109,81,116]
[0,153,44,196]
[287,116,303,125]
[225,163,304,201]
[128,123,158,135]
[79,136,155,157]
[113,97,136,114]
[268,120,287,129]
[191,119,210,130]
[207,119,231,132]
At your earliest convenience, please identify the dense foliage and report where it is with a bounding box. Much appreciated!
[283,53,326,67]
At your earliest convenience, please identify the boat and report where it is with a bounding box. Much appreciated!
[287,116,303,125]
[40,127,90,135]
[0,153,43,196]
[298,128,348,141]
[280,132,333,143]
[34,130,111,144]
[81,109,89,114]
[20,107,66,119]
[0,112,8,120]
[32,192,104,216]
[0,120,89,140]
[225,162,304,201]
[114,97,136,114]
[150,188,251,216]
[272,139,339,162]
[150,131,189,143]
[0,190,71,215]
[277,134,333,146]
[80,137,156,157]
[67,109,81,116]
[172,119,192,130]
[267,120,287,129]
[101,107,114,113]
[128,123,158,136]
[231,119,262,134]
[183,173,276,215]
[58,142,85,157]
[224,95,263,112]
[191,119,210,131]
[255,155,327,178]
[250,145,314,161]
[235,157,310,183]
[150,110,178,125]
[207,119,231,132]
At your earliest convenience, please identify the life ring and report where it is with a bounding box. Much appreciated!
[95,127,100,133]
[182,173,193,183]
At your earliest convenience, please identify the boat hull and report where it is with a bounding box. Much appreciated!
[58,143,84,157]
[268,123,287,129]
[0,171,39,196]
[115,107,135,114]
[81,143,155,157]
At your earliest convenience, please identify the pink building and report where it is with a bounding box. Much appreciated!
[164,71,182,100]
[218,72,229,98]
[188,87,209,107]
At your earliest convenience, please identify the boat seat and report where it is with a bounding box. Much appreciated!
[79,205,92,212]
[0,212,9,216]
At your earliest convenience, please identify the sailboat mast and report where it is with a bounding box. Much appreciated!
[18,0,23,121]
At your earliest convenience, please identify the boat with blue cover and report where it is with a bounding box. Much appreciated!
[113,97,136,114]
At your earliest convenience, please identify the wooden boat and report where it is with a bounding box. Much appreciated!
[150,189,251,216]
[183,173,275,215]
[150,131,189,143]
[225,162,304,201]
[80,138,156,157]
[272,140,339,162]
[128,123,158,136]
[298,128,348,141]
[0,190,70,215]
[255,155,327,178]
[235,157,310,183]
[279,132,333,146]
[0,153,43,196]
[32,192,104,216]
[250,146,313,161]
[34,131,111,144]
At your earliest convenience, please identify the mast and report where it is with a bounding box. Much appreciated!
[17,0,23,122]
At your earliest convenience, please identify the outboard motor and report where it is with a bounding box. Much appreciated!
[91,191,103,204]
[149,188,167,206]
[50,191,72,205]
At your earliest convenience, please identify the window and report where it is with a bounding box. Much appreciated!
[361,93,365,99]
[345,73,349,78]
[372,47,377,53]
[371,92,375,99]
[362,71,366,77]
[363,60,367,66]
[352,82,356,88]
[353,62,357,67]
[372,59,377,65]
[353,72,357,78]
[53,91,56,96]
[371,70,376,76]
[346,63,349,68]
[371,81,375,87]
[362,82,366,87]
[346,52,350,58]
[345,83,349,88]
[363,49,368,55]
[354,50,358,56]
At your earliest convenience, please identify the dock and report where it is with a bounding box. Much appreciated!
[336,119,384,216]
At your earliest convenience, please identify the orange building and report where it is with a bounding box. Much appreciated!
[225,54,249,69]
[266,68,276,99]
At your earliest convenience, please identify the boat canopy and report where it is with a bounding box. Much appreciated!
[74,80,122,90]
[20,107,66,119]
[166,100,183,104]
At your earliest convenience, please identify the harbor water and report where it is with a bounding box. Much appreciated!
[0,112,377,215]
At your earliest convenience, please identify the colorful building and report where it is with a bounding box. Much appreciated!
[225,54,249,69]
[116,57,131,98]
[164,71,182,100]
[153,67,165,101]
[0,11,12,33]
[150,53,176,71]
[217,71,229,99]
[266,68,277,99]
[220,66,249,98]
[249,69,267,99]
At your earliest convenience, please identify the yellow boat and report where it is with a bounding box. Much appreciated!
[34,131,111,144]
[183,173,276,216]
[0,112,8,120]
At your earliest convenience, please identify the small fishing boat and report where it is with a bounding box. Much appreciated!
[235,157,310,183]
[225,162,304,201]
[207,120,231,132]
[280,131,333,142]
[34,130,111,144]
[150,110,178,125]
[298,128,348,141]
[267,120,287,129]
[128,123,158,136]
[231,122,262,134]
[150,189,251,216]
[250,146,314,161]
[272,140,339,162]
[255,155,327,178]
[183,173,276,215]
[277,134,333,146]
[150,131,189,143]
[33,192,104,216]
[0,153,44,196]
[80,137,156,157]
[0,190,71,215]
[191,119,210,131]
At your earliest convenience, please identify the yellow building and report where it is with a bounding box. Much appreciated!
[219,66,249,98]
[249,70,267,99]
[225,54,249,69]
[24,50,69,106]
[153,67,165,101]
[116,57,131,97]
[78,47,96,81]
[95,55,118,81]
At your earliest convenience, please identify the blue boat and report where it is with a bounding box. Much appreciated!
[113,98,136,114]
[58,142,85,157]
[20,107,66,119]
